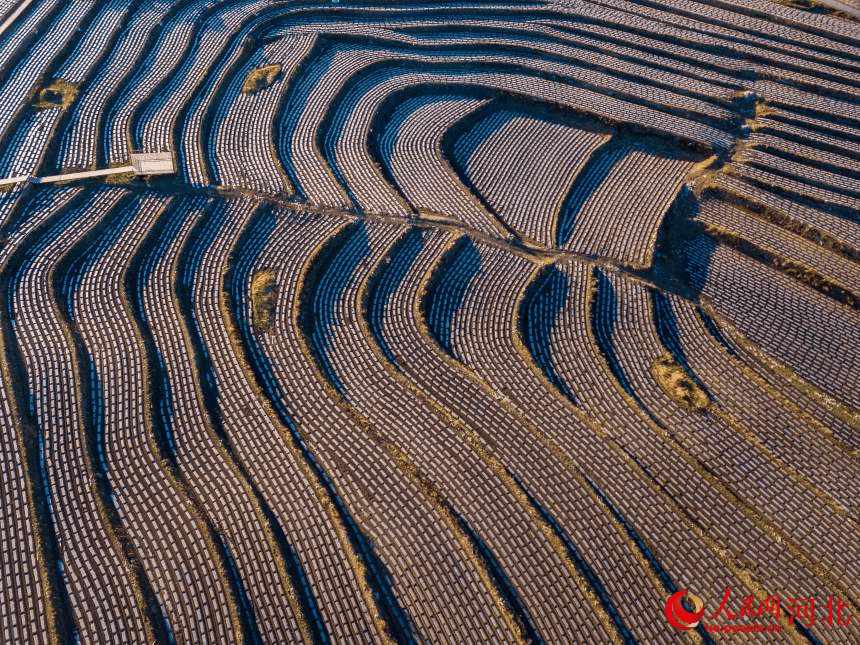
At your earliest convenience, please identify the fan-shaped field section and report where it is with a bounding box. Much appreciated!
[0,0,859,642]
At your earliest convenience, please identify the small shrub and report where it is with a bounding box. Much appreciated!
[33,80,78,109]
[651,354,709,412]
[242,64,282,94]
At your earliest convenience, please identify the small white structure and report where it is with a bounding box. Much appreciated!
[9,149,175,185]
[130,152,174,176]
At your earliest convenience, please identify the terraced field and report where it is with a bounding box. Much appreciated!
[0,0,858,642]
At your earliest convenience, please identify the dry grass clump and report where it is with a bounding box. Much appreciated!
[771,0,829,11]
[104,171,135,185]
[242,64,282,94]
[651,354,709,412]
[33,79,78,109]
[251,270,277,331]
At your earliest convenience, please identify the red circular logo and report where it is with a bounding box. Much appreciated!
[665,591,705,630]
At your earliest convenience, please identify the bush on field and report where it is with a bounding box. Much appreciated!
[242,64,282,94]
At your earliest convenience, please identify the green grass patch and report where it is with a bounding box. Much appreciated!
[242,64,282,94]
[33,79,78,110]
[651,354,709,412]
